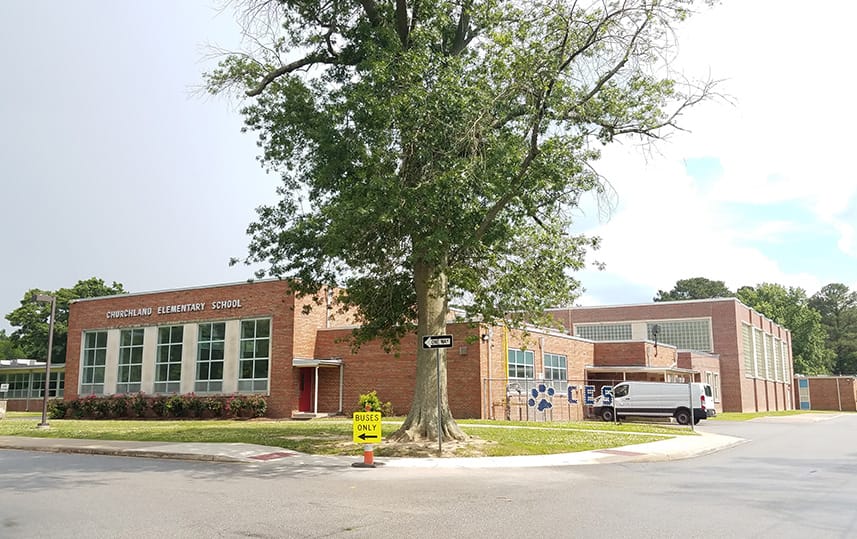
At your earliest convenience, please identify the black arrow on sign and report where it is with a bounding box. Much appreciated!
[358,433,379,441]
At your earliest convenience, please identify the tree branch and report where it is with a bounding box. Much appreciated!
[359,0,382,26]
[574,12,650,108]
[395,0,410,47]
[450,1,473,56]
[246,53,339,97]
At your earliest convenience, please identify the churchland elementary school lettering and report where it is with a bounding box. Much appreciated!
[105,299,242,319]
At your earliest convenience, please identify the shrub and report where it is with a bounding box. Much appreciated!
[205,397,224,417]
[47,399,68,419]
[130,392,148,418]
[243,394,267,417]
[226,395,245,417]
[185,393,206,418]
[150,396,168,418]
[68,398,85,419]
[164,394,186,418]
[108,394,130,418]
[357,390,393,417]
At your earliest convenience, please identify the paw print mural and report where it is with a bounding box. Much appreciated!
[527,383,555,412]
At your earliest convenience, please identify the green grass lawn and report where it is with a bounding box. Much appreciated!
[0,416,682,457]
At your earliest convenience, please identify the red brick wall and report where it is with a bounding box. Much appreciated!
[312,323,485,418]
[593,341,677,367]
[800,377,857,411]
[550,299,793,413]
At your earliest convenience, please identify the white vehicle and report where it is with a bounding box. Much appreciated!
[593,381,716,425]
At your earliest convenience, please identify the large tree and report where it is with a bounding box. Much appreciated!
[654,277,733,302]
[0,329,25,360]
[208,0,716,441]
[809,283,857,374]
[737,283,832,375]
[5,278,126,364]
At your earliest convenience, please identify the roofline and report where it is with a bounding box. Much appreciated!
[70,278,294,304]
[548,297,740,312]
[547,297,791,337]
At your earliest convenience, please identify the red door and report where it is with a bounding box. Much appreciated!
[299,369,313,412]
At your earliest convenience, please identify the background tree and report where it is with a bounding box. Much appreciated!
[654,277,733,302]
[0,329,25,360]
[809,283,857,374]
[208,0,716,441]
[736,283,832,375]
[5,278,126,364]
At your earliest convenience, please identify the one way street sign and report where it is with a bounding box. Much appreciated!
[422,334,453,349]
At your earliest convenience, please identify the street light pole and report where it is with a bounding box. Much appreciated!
[34,294,56,429]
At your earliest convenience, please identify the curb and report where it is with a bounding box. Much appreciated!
[0,442,245,463]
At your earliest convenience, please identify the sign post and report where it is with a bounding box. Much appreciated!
[351,409,382,468]
[422,334,453,454]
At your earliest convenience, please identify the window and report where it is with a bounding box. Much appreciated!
[781,341,790,381]
[238,319,270,392]
[798,378,810,410]
[613,384,629,398]
[155,326,183,393]
[0,372,63,399]
[543,353,567,382]
[753,328,765,379]
[117,328,144,393]
[0,373,30,399]
[81,331,107,395]
[508,349,534,379]
[575,323,632,341]
[742,324,754,378]
[195,322,225,392]
[773,337,782,382]
[647,319,712,352]
[31,371,65,398]
[765,334,775,381]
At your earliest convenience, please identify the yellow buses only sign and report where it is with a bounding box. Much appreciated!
[352,411,382,444]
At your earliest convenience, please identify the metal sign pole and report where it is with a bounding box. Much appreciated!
[688,378,695,432]
[437,348,442,454]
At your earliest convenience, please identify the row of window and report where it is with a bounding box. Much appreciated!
[0,372,65,399]
[575,319,713,352]
[81,319,271,396]
[507,349,568,381]
[741,324,789,382]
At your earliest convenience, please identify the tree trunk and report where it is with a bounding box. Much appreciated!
[390,254,467,442]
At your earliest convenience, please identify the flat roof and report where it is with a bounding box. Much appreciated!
[70,278,290,304]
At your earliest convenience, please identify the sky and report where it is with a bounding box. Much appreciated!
[1,1,856,333]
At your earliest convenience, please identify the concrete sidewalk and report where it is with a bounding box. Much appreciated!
[0,429,745,468]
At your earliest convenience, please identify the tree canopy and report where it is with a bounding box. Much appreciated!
[737,283,832,375]
[5,278,126,364]
[654,277,733,302]
[809,283,857,374]
[208,0,716,440]
[0,329,25,360]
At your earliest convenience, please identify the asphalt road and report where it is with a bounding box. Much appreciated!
[1,414,855,538]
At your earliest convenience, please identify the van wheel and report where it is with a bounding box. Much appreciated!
[674,409,691,425]
[601,408,615,422]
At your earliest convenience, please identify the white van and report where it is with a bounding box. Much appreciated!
[593,381,716,425]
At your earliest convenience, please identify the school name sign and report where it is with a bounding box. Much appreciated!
[105,299,243,319]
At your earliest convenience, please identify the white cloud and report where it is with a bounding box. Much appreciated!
[572,0,857,305]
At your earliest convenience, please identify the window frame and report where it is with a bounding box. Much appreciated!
[195,322,226,393]
[238,318,271,393]
[81,330,107,395]
[507,348,535,379]
[116,328,145,394]
[155,325,184,394]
